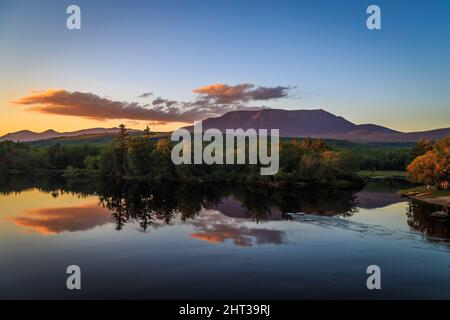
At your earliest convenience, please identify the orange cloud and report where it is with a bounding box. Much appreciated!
[193,83,254,103]
[13,89,255,123]
[13,89,180,123]
[193,83,291,103]
[13,84,291,124]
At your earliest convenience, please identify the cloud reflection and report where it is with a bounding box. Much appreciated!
[11,203,111,235]
[190,209,285,247]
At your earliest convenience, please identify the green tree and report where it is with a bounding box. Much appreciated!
[144,126,152,137]
[127,136,154,176]
[111,124,130,177]
[411,139,433,159]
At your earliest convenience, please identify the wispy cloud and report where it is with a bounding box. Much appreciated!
[138,92,153,98]
[13,83,292,123]
[152,97,177,107]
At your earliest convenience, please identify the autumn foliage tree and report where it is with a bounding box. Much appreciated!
[407,136,449,189]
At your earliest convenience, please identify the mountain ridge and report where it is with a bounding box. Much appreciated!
[0,127,141,142]
[1,109,449,143]
[184,109,450,142]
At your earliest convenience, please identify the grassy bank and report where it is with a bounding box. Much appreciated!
[358,170,407,179]
[400,186,450,208]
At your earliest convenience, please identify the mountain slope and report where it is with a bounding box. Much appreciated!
[0,128,140,142]
[184,109,450,142]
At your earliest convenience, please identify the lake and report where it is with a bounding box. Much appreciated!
[0,175,449,299]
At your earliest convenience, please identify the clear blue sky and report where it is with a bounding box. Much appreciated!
[0,0,449,133]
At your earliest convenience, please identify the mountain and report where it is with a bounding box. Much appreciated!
[184,109,450,142]
[0,128,140,142]
[1,109,448,143]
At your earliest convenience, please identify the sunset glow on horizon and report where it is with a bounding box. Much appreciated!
[1,0,449,135]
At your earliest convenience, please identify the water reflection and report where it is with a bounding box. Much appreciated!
[190,209,286,246]
[356,179,412,209]
[77,179,360,230]
[11,204,110,234]
[407,200,450,242]
[1,174,449,242]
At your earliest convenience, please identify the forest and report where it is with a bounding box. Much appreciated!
[0,125,447,189]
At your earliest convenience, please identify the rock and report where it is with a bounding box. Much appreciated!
[430,211,449,219]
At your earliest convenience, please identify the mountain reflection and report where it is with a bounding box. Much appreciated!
[95,179,360,231]
[2,175,359,233]
[2,174,448,242]
[190,209,285,246]
[355,179,413,209]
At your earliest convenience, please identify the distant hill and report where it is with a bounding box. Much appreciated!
[184,109,450,142]
[27,132,169,147]
[0,128,141,142]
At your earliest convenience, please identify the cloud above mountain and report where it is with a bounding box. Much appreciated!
[13,83,289,124]
[193,83,291,103]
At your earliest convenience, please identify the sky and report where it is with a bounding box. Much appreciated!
[0,0,449,135]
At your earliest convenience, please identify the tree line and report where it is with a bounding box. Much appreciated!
[60,126,363,187]
[1,125,447,188]
[0,140,101,172]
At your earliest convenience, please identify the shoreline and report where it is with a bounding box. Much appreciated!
[400,186,450,209]
[409,194,450,208]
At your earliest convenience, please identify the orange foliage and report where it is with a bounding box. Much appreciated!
[407,136,449,189]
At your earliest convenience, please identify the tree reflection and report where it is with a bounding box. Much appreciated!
[0,173,361,232]
[5,173,450,243]
[406,200,450,242]
[94,179,360,230]
[97,180,223,231]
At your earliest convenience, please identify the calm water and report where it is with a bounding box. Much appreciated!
[0,175,449,299]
